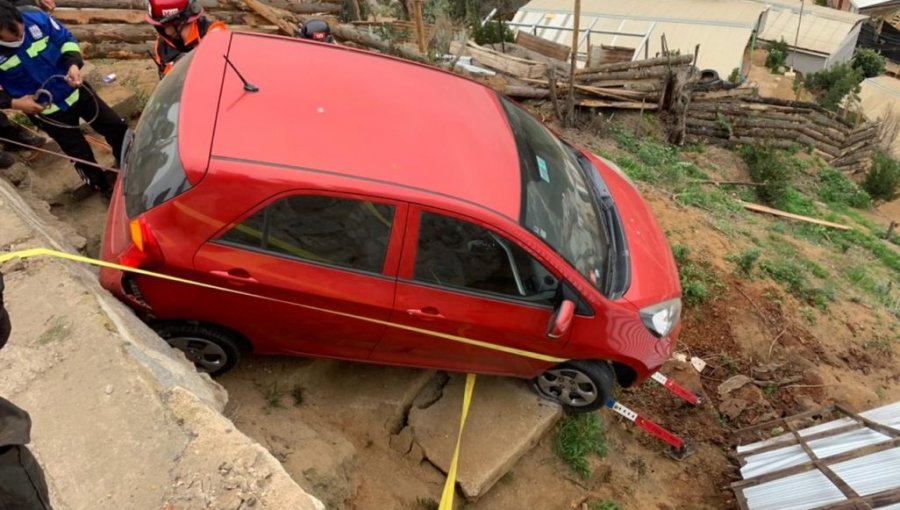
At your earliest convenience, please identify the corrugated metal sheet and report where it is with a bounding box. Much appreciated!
[748,0,867,55]
[735,402,900,510]
[852,0,898,10]
[510,0,766,76]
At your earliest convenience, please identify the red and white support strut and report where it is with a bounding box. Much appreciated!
[605,399,694,459]
[650,371,703,406]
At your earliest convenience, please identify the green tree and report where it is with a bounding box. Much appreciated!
[852,49,886,78]
[766,38,789,72]
[804,63,863,111]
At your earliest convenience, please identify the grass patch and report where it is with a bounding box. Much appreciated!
[800,306,817,325]
[818,168,871,209]
[591,501,624,510]
[37,316,69,345]
[555,413,607,479]
[759,257,835,310]
[672,244,723,306]
[728,248,761,277]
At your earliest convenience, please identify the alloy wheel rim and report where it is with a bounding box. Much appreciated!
[537,368,599,407]
[167,336,227,373]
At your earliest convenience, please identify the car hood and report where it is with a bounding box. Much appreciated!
[585,152,681,309]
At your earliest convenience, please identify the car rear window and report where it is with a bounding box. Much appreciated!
[123,53,194,218]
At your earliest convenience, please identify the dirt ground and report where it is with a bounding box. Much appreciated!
[2,59,898,510]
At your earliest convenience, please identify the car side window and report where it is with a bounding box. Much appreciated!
[414,212,559,304]
[219,195,395,273]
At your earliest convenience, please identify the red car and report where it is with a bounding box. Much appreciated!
[99,30,681,412]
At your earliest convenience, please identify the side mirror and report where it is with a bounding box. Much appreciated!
[546,299,576,339]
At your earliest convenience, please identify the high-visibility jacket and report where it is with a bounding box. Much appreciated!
[0,11,83,114]
[154,16,227,78]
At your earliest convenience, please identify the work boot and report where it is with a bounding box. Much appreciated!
[0,151,14,169]
[4,129,47,152]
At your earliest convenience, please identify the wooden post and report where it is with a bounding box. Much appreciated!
[411,0,426,54]
[565,0,581,127]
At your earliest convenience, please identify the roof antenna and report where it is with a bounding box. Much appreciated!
[223,54,259,93]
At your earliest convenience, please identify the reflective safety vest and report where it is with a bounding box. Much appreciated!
[154,17,227,78]
[0,11,82,114]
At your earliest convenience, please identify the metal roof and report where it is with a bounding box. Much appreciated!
[732,402,900,510]
[851,0,899,10]
[858,76,900,157]
[510,0,767,77]
[749,0,867,56]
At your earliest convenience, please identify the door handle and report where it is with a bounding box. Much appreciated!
[210,268,258,284]
[406,307,444,320]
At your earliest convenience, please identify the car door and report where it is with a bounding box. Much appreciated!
[370,206,571,376]
[192,191,406,360]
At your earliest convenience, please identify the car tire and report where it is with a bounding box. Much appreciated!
[532,360,614,413]
[153,322,243,376]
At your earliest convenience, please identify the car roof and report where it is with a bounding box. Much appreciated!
[182,32,523,221]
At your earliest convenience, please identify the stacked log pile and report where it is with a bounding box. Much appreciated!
[51,0,342,59]
[685,90,880,173]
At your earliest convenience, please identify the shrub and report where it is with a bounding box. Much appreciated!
[852,49,886,78]
[741,143,791,207]
[864,152,900,201]
[766,38,789,72]
[734,248,762,276]
[804,63,863,111]
[472,19,514,45]
[818,167,871,208]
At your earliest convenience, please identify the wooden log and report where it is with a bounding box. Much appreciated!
[242,0,296,36]
[80,40,152,59]
[69,23,277,42]
[243,0,341,14]
[692,88,757,101]
[578,99,660,109]
[331,23,429,64]
[575,54,693,74]
[55,0,210,8]
[577,65,670,83]
[742,96,854,129]
[51,7,260,25]
[831,148,875,167]
[449,41,547,80]
[502,85,550,99]
[740,201,851,230]
[837,137,875,158]
[514,30,570,61]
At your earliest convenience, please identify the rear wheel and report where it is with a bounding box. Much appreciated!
[153,322,243,376]
[533,360,614,413]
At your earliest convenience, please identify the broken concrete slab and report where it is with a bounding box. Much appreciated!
[294,360,437,435]
[0,197,33,247]
[409,374,562,500]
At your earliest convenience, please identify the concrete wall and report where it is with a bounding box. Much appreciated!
[0,179,323,510]
[786,50,828,74]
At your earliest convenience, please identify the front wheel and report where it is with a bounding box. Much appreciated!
[533,360,614,413]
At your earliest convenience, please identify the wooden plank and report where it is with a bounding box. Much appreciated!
[51,7,145,24]
[813,487,900,510]
[740,201,852,230]
[578,99,659,109]
[736,422,865,459]
[515,30,569,61]
[450,41,547,80]
[784,420,861,501]
[836,405,900,439]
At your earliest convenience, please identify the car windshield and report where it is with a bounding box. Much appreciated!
[499,97,610,292]
[122,53,194,218]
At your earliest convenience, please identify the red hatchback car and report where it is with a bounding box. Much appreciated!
[100,30,681,412]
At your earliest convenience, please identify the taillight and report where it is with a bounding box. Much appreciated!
[118,217,165,269]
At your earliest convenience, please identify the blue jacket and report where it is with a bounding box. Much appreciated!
[0,11,83,113]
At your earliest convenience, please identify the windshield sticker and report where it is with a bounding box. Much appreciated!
[531,225,548,239]
[536,156,550,182]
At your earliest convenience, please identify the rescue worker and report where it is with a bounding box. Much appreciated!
[296,18,335,43]
[0,271,54,510]
[0,1,127,195]
[0,0,51,169]
[146,0,226,78]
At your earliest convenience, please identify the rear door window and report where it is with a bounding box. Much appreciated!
[218,195,396,274]
[413,212,559,305]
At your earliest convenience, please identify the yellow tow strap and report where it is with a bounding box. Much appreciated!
[439,373,476,510]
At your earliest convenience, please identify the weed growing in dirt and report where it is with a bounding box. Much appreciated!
[729,248,761,277]
[764,385,779,397]
[629,456,648,479]
[800,306,817,325]
[37,316,69,345]
[555,413,607,479]
[759,258,835,310]
[673,244,724,306]
[876,386,886,401]
[261,382,286,410]
[591,501,623,510]
[415,497,439,510]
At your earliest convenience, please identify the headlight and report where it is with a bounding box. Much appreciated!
[640,298,682,338]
